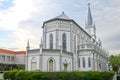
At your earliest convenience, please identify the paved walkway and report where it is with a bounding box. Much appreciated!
[0,73,3,79]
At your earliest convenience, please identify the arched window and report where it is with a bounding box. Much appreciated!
[49,59,54,72]
[31,57,37,70]
[88,57,91,67]
[82,57,85,68]
[50,34,53,49]
[78,58,80,67]
[74,36,76,53]
[62,33,66,50]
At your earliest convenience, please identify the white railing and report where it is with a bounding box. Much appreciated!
[78,44,108,57]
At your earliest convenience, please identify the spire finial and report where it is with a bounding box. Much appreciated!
[88,3,90,6]
[27,40,29,46]
[27,40,30,49]
[40,38,43,45]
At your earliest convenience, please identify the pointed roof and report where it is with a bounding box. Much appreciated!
[42,12,72,28]
[42,12,92,38]
[87,3,93,26]
[54,12,70,20]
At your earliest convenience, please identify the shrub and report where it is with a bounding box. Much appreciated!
[3,71,115,80]
[4,70,18,80]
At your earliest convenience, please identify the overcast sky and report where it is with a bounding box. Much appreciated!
[0,0,120,55]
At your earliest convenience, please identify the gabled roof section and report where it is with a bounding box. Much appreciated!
[54,12,70,20]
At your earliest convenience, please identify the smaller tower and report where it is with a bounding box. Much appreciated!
[26,40,30,70]
[85,3,96,40]
[39,38,43,71]
[39,38,43,54]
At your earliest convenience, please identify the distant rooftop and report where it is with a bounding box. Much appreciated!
[0,48,26,54]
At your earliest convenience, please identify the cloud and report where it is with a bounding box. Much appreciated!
[0,0,59,50]
[92,1,120,55]
[0,0,120,55]
[0,0,35,50]
[0,0,34,30]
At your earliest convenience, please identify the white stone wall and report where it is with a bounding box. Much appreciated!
[62,56,72,71]
[44,20,71,52]
[41,51,73,71]
[27,50,40,71]
[15,54,26,65]
[27,55,40,71]
[27,49,73,71]
[78,51,92,71]
[43,20,92,54]
[27,16,108,72]
[42,55,60,72]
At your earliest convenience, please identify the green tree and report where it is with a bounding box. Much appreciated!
[109,55,120,74]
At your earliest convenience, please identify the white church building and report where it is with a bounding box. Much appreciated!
[26,4,108,72]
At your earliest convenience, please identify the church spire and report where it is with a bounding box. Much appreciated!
[86,3,93,26]
[87,3,93,26]
[85,3,96,40]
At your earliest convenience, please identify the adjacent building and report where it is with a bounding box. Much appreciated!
[0,48,26,70]
[26,4,108,72]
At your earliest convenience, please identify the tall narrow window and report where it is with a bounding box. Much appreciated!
[2,55,5,61]
[78,58,80,67]
[74,36,76,53]
[31,57,37,70]
[88,57,91,67]
[50,34,53,49]
[62,33,66,50]
[82,57,85,68]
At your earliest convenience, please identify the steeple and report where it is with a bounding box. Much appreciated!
[87,3,93,26]
[85,3,96,40]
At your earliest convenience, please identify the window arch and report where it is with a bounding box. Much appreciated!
[88,57,91,67]
[49,33,53,49]
[49,59,53,72]
[62,33,66,50]
[31,57,37,70]
[82,57,85,68]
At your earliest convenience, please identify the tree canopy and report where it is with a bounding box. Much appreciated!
[109,55,120,74]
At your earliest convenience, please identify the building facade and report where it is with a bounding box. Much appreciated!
[0,48,26,71]
[26,4,108,72]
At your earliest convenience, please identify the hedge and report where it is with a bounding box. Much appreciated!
[3,70,114,80]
